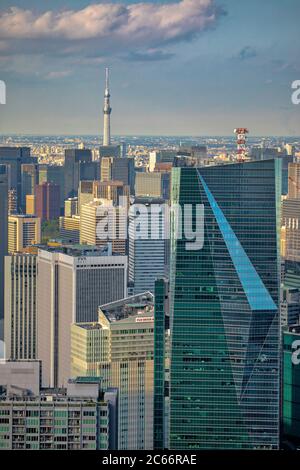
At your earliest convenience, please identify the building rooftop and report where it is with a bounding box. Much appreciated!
[39,243,115,257]
[99,291,154,323]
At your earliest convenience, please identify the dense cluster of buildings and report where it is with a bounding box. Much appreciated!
[0,70,300,451]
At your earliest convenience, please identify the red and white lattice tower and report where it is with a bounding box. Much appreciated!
[234,128,249,162]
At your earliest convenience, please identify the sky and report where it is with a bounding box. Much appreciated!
[0,0,300,136]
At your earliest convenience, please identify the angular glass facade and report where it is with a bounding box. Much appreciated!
[169,160,281,449]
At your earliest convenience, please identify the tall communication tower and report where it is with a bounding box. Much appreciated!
[103,67,111,146]
[234,128,249,162]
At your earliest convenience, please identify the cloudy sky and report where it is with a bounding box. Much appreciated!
[0,0,300,136]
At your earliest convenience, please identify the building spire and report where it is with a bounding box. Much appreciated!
[103,67,111,146]
[105,67,109,91]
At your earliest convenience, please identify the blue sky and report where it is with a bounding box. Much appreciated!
[0,0,299,136]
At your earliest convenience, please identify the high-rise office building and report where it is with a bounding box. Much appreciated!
[71,292,154,450]
[59,215,80,244]
[149,150,177,172]
[177,145,208,167]
[64,197,78,217]
[93,180,130,206]
[64,149,98,199]
[288,163,300,199]
[169,160,281,449]
[37,245,127,388]
[78,180,94,216]
[80,199,127,255]
[0,147,33,210]
[280,287,300,327]
[8,215,41,253]
[135,172,170,199]
[26,194,36,215]
[38,164,65,209]
[250,146,293,195]
[282,198,300,262]
[129,197,167,294]
[0,165,8,320]
[21,163,38,210]
[8,189,17,214]
[284,261,300,290]
[4,254,37,360]
[100,156,135,193]
[153,278,170,450]
[0,377,117,450]
[35,182,60,221]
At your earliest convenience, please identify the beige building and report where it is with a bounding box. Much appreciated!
[37,245,127,388]
[135,171,170,199]
[59,215,80,244]
[80,198,127,255]
[93,180,130,206]
[64,197,78,217]
[78,181,94,216]
[4,254,37,360]
[288,163,300,198]
[148,150,177,172]
[26,194,36,215]
[282,198,300,262]
[8,214,41,254]
[71,292,154,450]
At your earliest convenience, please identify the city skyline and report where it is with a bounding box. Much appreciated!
[0,0,300,136]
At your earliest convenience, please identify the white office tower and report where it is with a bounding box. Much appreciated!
[103,67,111,146]
[4,254,37,360]
[129,197,167,294]
[71,292,154,450]
[37,245,127,388]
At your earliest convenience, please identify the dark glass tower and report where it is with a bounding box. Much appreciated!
[154,278,169,450]
[169,160,281,449]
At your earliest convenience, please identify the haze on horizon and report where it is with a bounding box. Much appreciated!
[0,0,299,136]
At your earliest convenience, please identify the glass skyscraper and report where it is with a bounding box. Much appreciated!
[169,160,281,449]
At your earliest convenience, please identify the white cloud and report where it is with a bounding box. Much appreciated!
[44,70,72,80]
[0,1,222,46]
